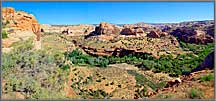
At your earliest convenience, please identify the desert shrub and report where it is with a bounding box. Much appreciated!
[2,30,8,39]
[87,89,113,99]
[135,73,149,85]
[127,70,159,91]
[2,20,10,28]
[199,74,214,82]
[11,38,34,53]
[2,42,67,99]
[2,53,16,72]
[60,64,70,71]
[189,88,204,99]
[135,86,148,98]
[157,94,172,99]
[13,21,18,25]
[6,20,10,24]
[2,23,6,28]
[138,60,157,70]
[95,57,109,67]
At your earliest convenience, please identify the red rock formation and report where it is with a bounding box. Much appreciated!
[147,28,168,38]
[135,28,145,34]
[171,27,214,44]
[147,30,161,38]
[120,28,136,35]
[95,22,120,35]
[120,27,145,36]
[2,7,40,31]
[2,7,41,49]
[2,7,15,21]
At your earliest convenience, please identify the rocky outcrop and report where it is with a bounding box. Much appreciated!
[77,35,181,58]
[2,7,41,50]
[94,22,121,35]
[81,45,152,57]
[120,27,145,36]
[120,28,136,35]
[84,22,121,39]
[2,7,15,21]
[2,7,40,31]
[147,30,160,38]
[135,28,145,34]
[147,29,168,38]
[171,27,214,44]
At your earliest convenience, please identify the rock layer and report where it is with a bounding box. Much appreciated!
[171,27,214,44]
[2,7,40,31]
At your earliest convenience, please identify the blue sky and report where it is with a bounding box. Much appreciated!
[2,2,214,25]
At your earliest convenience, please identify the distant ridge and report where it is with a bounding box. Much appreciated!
[48,20,214,26]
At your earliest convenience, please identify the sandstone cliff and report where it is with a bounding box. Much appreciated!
[2,7,41,50]
[2,7,40,31]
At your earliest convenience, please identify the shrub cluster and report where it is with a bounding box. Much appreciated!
[2,30,8,39]
[2,39,67,99]
[65,49,109,67]
[199,74,214,82]
[66,41,213,76]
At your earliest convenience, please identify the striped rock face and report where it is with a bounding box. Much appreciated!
[2,7,40,31]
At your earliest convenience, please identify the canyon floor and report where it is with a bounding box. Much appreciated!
[2,32,214,99]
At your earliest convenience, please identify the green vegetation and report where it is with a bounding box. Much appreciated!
[2,30,214,99]
[65,49,109,67]
[135,86,148,98]
[60,64,70,70]
[129,70,166,98]
[2,38,67,99]
[69,72,111,99]
[156,94,172,99]
[87,89,113,99]
[199,74,214,82]
[2,30,8,39]
[66,41,213,76]
[179,41,214,55]
[127,70,166,91]
[189,88,204,99]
